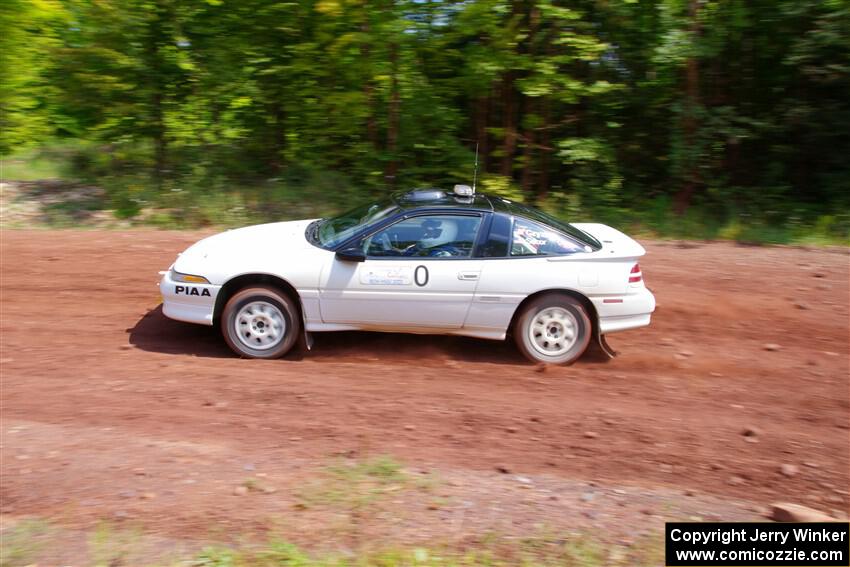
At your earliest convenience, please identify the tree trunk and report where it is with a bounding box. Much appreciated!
[475,94,489,173]
[146,1,167,187]
[500,71,517,178]
[360,21,379,150]
[520,3,539,197]
[520,97,536,196]
[152,90,166,184]
[269,98,285,173]
[675,0,701,214]
[384,41,400,187]
[538,97,552,200]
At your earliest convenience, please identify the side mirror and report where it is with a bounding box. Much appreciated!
[335,246,366,263]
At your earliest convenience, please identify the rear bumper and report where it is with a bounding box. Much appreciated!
[159,269,220,326]
[592,287,656,334]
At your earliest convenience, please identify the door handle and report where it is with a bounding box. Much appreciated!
[457,271,480,281]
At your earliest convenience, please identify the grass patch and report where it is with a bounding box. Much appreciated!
[192,533,663,566]
[293,456,441,544]
[0,517,664,566]
[88,521,144,567]
[0,518,53,567]
[1,149,68,181]
[296,456,413,510]
[39,197,106,227]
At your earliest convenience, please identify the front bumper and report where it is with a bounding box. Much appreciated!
[592,287,656,334]
[159,268,221,326]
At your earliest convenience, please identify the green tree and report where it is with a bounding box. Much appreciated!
[0,0,65,154]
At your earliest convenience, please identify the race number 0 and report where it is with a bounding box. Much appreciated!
[414,265,429,287]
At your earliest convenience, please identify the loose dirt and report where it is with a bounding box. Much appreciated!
[1,230,848,558]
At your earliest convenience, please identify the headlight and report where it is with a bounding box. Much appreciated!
[170,269,210,284]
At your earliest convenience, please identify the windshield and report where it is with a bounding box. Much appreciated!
[315,198,398,248]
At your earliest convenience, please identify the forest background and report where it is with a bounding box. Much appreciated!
[2,0,848,244]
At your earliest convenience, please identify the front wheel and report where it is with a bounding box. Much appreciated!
[514,294,592,365]
[221,286,300,359]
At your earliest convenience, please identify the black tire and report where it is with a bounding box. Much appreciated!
[514,294,592,365]
[221,285,300,359]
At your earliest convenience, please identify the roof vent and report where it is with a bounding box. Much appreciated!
[402,189,446,201]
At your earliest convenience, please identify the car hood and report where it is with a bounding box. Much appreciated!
[173,219,319,283]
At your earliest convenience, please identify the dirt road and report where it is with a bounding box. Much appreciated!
[1,230,848,553]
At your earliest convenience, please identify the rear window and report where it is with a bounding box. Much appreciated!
[511,217,589,256]
[506,203,601,251]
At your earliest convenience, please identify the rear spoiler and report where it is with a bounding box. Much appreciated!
[571,223,646,258]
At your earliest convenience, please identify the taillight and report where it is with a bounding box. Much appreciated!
[629,263,642,283]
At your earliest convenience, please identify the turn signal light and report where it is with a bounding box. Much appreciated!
[171,269,210,284]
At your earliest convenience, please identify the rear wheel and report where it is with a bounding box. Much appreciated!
[514,294,591,365]
[221,286,300,359]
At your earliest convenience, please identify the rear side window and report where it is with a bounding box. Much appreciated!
[479,214,511,257]
[511,217,588,256]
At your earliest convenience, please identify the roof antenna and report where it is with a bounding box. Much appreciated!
[472,142,479,194]
[453,142,479,198]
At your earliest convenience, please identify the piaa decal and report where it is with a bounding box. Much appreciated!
[175,285,211,297]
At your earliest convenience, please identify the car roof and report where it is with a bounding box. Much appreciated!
[392,189,513,213]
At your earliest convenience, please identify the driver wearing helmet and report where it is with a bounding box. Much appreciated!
[418,218,458,256]
[373,217,461,257]
[420,218,443,244]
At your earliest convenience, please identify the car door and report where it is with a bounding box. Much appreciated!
[465,213,594,335]
[319,212,484,329]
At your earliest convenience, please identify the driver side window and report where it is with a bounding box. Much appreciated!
[364,214,482,258]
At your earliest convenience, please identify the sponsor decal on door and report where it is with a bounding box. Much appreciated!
[360,266,412,286]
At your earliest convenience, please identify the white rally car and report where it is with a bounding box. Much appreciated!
[159,186,655,364]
